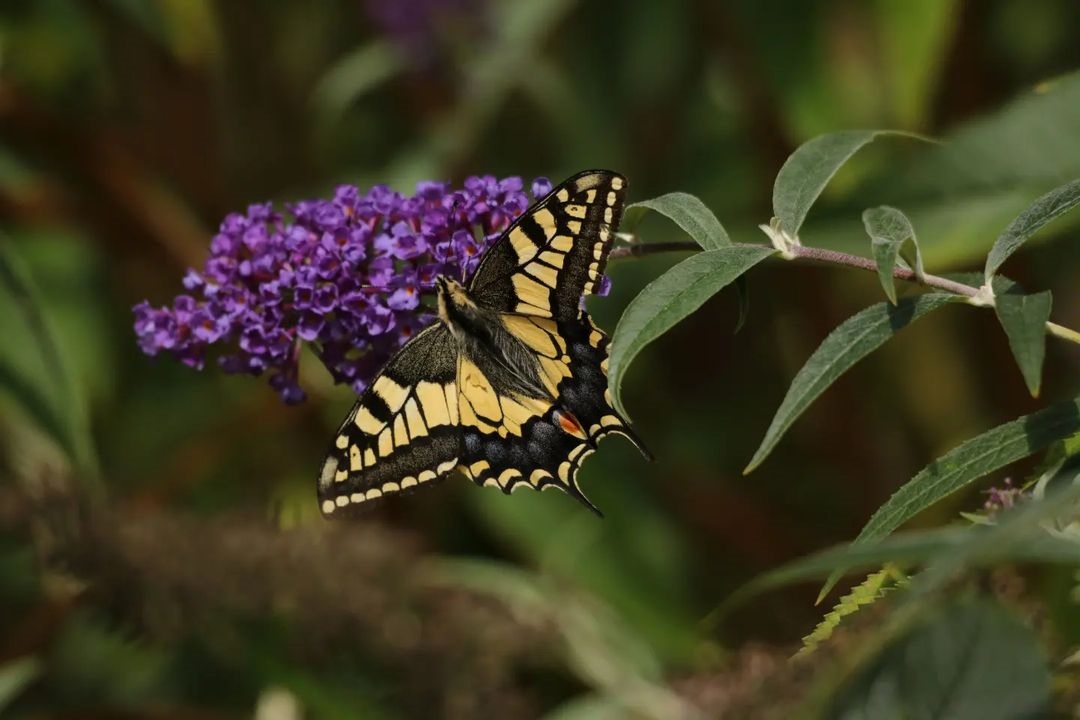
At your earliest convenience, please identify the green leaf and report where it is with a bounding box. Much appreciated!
[608,246,775,417]
[0,656,40,714]
[773,130,922,236]
[984,177,1080,280]
[862,206,924,304]
[709,523,1080,630]
[994,290,1053,397]
[820,396,1080,599]
[744,294,955,473]
[828,599,1050,720]
[623,192,731,250]
[797,565,906,659]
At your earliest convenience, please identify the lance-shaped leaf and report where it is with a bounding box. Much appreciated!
[772,130,923,237]
[623,192,731,250]
[744,294,956,474]
[862,205,925,304]
[995,290,1053,397]
[819,396,1080,600]
[608,246,775,417]
[984,177,1080,280]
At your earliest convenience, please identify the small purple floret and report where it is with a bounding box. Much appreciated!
[133,175,605,404]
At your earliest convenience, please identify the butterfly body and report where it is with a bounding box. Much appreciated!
[318,171,647,516]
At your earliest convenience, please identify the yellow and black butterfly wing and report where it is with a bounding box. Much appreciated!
[468,170,625,320]
[317,324,461,516]
[455,309,649,515]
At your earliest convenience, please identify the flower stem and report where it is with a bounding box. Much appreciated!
[610,240,1080,347]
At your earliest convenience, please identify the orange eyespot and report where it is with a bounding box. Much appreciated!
[554,408,586,439]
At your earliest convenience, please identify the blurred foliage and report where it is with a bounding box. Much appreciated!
[1,0,1080,717]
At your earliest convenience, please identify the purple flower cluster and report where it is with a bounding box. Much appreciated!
[134,175,557,403]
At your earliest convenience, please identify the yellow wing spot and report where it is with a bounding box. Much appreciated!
[416,382,450,427]
[512,273,550,308]
[569,444,589,462]
[366,488,383,500]
[336,495,350,508]
[350,492,365,503]
[584,189,597,203]
[509,227,538,263]
[516,301,552,317]
[566,219,582,234]
[364,447,376,467]
[601,358,610,374]
[529,263,558,288]
[418,470,436,483]
[593,245,604,260]
[601,415,621,427]
[355,406,384,434]
[401,476,417,488]
[350,445,362,471]
[606,190,617,206]
[322,499,336,514]
[372,376,409,413]
[565,204,587,219]
[437,458,459,475]
[393,415,409,446]
[539,356,572,393]
[335,469,348,483]
[530,469,552,485]
[498,468,522,488]
[603,207,613,224]
[483,477,500,488]
[611,176,624,190]
[555,188,570,202]
[599,227,610,241]
[550,235,573,252]
[460,360,501,422]
[444,383,459,424]
[469,460,490,476]
[502,314,559,358]
[589,329,603,346]
[377,428,393,456]
[557,461,572,482]
[404,398,427,438]
[539,250,565,267]
[533,208,557,239]
[382,481,400,493]
[335,435,348,449]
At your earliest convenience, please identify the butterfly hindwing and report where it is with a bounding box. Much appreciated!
[318,324,462,516]
[468,170,625,320]
[455,312,647,513]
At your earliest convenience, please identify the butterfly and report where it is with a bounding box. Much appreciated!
[317,170,649,516]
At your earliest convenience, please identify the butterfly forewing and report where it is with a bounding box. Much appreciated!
[317,324,462,516]
[468,170,626,320]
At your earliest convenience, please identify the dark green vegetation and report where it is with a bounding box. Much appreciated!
[2,2,1080,718]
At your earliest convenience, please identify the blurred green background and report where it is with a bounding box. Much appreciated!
[1,0,1080,717]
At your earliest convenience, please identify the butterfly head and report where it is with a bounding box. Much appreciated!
[436,275,480,330]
